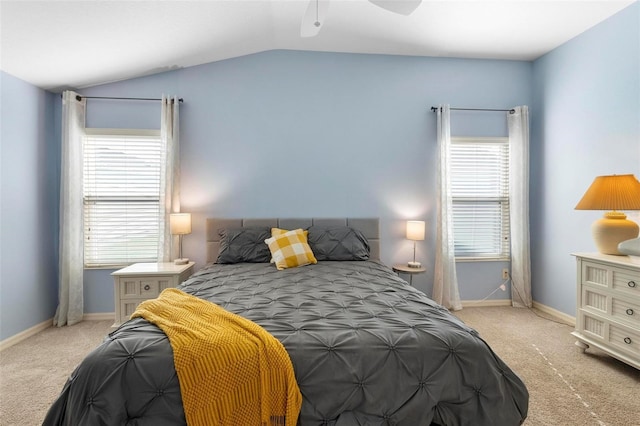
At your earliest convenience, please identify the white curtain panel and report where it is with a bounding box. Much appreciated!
[158,95,181,262]
[433,105,462,311]
[54,91,86,326]
[508,106,532,308]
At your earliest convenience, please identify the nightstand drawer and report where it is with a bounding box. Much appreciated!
[120,299,148,321]
[118,276,175,299]
[112,262,195,326]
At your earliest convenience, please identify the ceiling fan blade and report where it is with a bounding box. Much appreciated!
[368,0,422,16]
[301,0,330,38]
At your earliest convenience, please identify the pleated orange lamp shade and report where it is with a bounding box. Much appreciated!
[575,174,640,255]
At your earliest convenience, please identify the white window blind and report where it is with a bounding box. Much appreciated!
[83,129,162,267]
[450,137,510,260]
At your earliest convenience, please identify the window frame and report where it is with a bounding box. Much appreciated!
[450,136,511,262]
[82,128,162,269]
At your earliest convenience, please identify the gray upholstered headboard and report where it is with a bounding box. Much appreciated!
[206,218,380,264]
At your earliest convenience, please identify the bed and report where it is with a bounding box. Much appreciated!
[44,217,528,426]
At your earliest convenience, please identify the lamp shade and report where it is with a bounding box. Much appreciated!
[406,220,425,241]
[170,213,192,235]
[575,174,640,255]
[575,174,640,211]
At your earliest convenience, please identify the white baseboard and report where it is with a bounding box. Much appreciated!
[0,313,115,351]
[461,299,512,308]
[0,319,52,352]
[461,299,576,326]
[532,301,575,326]
[83,312,115,321]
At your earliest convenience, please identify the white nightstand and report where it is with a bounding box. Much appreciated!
[111,262,195,326]
[393,263,426,285]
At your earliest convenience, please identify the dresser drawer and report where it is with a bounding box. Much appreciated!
[581,261,610,288]
[612,296,640,327]
[118,276,176,299]
[578,311,607,341]
[609,323,640,359]
[612,268,639,298]
[581,286,608,314]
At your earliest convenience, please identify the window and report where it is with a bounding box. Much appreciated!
[83,129,162,267]
[450,137,510,260]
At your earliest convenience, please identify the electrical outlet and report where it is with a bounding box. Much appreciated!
[502,269,509,280]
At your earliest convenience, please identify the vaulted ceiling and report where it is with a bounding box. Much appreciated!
[0,0,635,91]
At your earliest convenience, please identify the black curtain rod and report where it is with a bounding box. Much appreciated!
[63,95,184,103]
[431,106,515,114]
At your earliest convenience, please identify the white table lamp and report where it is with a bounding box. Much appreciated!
[406,220,425,268]
[170,213,192,264]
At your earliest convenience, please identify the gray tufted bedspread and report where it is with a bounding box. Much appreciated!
[44,260,528,426]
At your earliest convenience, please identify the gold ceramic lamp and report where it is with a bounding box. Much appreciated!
[575,174,640,255]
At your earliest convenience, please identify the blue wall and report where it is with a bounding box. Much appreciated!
[77,51,532,313]
[0,71,59,340]
[4,3,637,339]
[531,2,640,315]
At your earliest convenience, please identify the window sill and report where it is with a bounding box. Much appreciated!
[84,261,156,270]
[455,257,510,263]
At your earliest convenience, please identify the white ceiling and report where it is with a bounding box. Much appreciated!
[0,0,635,92]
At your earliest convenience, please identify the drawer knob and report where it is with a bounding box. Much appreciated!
[626,308,634,316]
[144,284,150,291]
[624,337,632,345]
[629,281,637,288]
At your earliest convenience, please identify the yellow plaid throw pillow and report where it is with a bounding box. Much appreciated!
[269,228,309,264]
[272,228,309,238]
[265,228,317,270]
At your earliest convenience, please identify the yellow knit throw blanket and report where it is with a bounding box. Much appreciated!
[131,288,302,426]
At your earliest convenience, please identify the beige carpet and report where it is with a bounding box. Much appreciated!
[454,307,640,426]
[1,307,639,425]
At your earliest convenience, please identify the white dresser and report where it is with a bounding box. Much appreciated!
[572,253,640,369]
[111,262,195,326]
